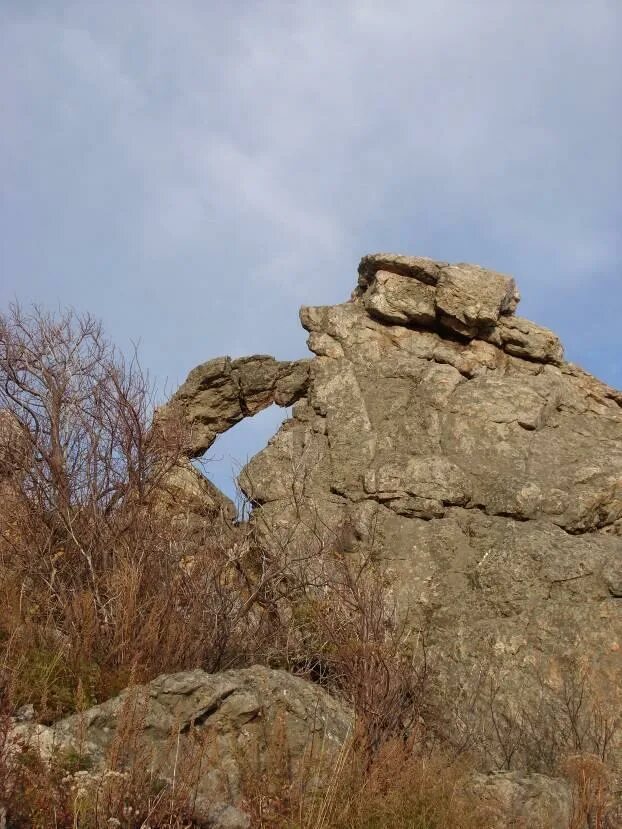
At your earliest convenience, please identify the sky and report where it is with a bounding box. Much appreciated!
[1,1,620,500]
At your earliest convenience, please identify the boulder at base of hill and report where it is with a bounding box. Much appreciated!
[12,666,352,827]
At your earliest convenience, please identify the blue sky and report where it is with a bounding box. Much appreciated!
[1,1,620,499]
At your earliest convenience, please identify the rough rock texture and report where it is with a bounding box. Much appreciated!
[14,666,352,827]
[172,254,622,769]
[158,460,237,522]
[435,263,519,336]
[168,355,310,458]
[364,270,437,326]
[12,670,596,828]
[466,772,574,828]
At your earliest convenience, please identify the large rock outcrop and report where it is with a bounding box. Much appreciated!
[170,254,622,768]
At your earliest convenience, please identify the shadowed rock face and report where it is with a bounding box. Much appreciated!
[170,254,622,767]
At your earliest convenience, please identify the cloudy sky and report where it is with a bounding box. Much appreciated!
[1,1,620,498]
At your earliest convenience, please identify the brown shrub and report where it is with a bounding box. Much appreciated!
[0,305,273,719]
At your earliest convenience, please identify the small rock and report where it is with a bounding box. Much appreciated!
[357,253,446,290]
[14,704,35,722]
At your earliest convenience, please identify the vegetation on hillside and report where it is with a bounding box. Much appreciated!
[0,306,617,828]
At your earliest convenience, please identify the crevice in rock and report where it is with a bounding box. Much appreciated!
[359,493,616,538]
[555,520,619,537]
[180,687,237,732]
[546,572,594,599]
[163,251,621,594]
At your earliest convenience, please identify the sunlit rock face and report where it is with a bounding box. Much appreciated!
[171,254,622,768]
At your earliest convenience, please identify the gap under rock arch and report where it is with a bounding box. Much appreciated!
[193,403,291,518]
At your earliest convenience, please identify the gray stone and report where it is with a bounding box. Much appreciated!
[465,772,574,829]
[17,666,352,827]
[14,704,35,722]
[204,804,250,829]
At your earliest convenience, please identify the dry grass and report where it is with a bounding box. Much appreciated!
[0,695,206,827]
[283,737,494,829]
[0,305,286,720]
[0,700,493,829]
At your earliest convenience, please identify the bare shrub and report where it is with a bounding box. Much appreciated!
[0,305,275,718]
[562,753,613,829]
[472,659,621,776]
[287,546,435,758]
[224,484,434,756]
[2,304,620,827]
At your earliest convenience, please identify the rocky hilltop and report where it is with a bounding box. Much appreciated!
[169,254,622,764]
[4,257,622,827]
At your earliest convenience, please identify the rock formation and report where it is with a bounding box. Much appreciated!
[12,666,352,828]
[168,254,622,769]
[11,665,592,828]
[169,355,310,458]
[158,459,237,523]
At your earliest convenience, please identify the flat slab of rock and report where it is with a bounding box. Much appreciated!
[357,253,446,289]
[364,270,437,325]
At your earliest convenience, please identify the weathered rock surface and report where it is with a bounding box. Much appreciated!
[466,772,574,828]
[435,262,519,336]
[158,459,237,523]
[171,254,622,770]
[13,668,600,828]
[469,768,622,829]
[364,270,437,326]
[168,355,310,458]
[13,666,352,827]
